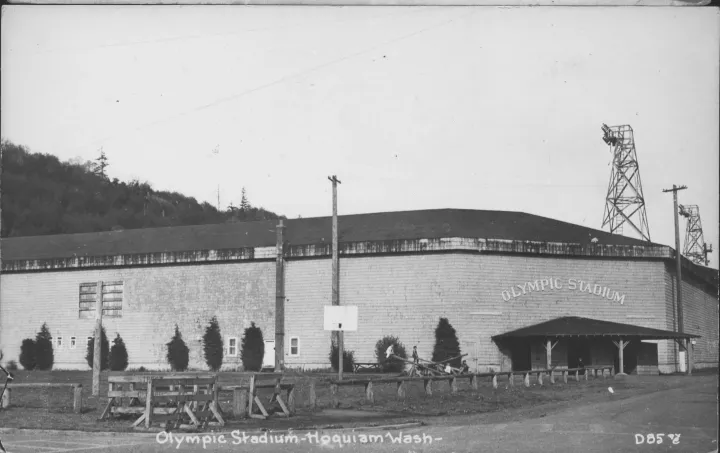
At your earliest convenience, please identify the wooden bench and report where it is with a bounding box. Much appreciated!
[353,363,382,373]
[2,383,83,413]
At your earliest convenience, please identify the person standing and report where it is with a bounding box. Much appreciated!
[412,346,419,364]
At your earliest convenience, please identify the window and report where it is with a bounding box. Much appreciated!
[56,336,63,349]
[70,337,77,349]
[290,337,300,356]
[79,281,124,318]
[227,337,238,357]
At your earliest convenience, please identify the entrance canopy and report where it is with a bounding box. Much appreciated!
[492,316,700,341]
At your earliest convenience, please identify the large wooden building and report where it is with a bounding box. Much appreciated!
[0,209,717,374]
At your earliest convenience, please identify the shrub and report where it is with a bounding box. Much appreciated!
[19,339,37,370]
[431,317,462,368]
[166,325,189,372]
[7,360,18,371]
[35,323,54,370]
[374,335,408,373]
[241,322,264,372]
[329,343,355,372]
[203,316,223,372]
[86,326,110,370]
[109,333,129,371]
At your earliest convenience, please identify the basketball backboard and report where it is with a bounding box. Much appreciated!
[323,306,358,331]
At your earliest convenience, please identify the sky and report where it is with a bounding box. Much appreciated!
[1,6,718,268]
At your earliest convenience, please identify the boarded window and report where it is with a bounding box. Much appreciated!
[79,281,124,318]
[290,337,299,356]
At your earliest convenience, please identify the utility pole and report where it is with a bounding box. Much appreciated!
[92,281,104,396]
[662,184,689,375]
[328,175,342,380]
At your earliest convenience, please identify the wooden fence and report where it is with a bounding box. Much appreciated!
[326,366,615,407]
[1,383,83,413]
[102,374,224,430]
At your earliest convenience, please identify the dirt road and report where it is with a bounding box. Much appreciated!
[2,375,717,453]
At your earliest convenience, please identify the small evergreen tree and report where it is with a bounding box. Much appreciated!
[166,325,189,372]
[109,333,129,371]
[19,339,36,370]
[34,323,54,370]
[240,322,264,372]
[329,344,355,372]
[240,187,250,211]
[374,335,407,373]
[431,317,462,368]
[86,326,110,370]
[203,316,224,371]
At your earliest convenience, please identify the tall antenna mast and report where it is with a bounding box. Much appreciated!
[679,204,713,266]
[600,124,651,242]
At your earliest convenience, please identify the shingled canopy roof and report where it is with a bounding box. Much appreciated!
[492,316,700,341]
[0,208,661,261]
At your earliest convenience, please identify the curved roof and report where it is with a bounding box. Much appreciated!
[1,208,660,261]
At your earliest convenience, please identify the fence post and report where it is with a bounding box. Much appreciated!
[470,375,478,390]
[1,388,10,409]
[396,381,405,399]
[537,372,543,386]
[365,382,374,404]
[549,370,555,384]
[145,377,154,429]
[248,375,256,415]
[287,386,296,415]
[233,388,247,418]
[308,380,317,410]
[562,370,568,384]
[424,379,432,396]
[509,373,515,387]
[450,377,458,394]
[584,369,589,381]
[331,384,339,408]
[524,373,530,387]
[611,366,615,377]
[73,385,83,414]
[492,374,498,389]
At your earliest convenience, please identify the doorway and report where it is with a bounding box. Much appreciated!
[567,338,592,372]
[510,341,531,371]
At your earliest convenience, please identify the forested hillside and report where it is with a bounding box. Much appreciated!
[0,139,284,238]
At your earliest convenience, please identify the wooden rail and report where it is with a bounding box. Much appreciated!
[325,366,615,407]
[1,383,83,413]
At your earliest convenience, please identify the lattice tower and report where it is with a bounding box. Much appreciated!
[679,204,713,265]
[600,124,651,242]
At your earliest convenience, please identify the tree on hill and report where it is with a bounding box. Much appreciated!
[203,317,223,371]
[431,317,462,368]
[0,138,286,238]
[94,148,109,179]
[240,187,251,211]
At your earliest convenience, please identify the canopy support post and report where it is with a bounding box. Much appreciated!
[612,339,628,375]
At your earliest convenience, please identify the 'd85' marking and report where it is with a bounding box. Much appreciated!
[634,433,681,445]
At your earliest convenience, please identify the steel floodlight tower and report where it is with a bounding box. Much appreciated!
[600,124,651,242]
[679,204,713,266]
